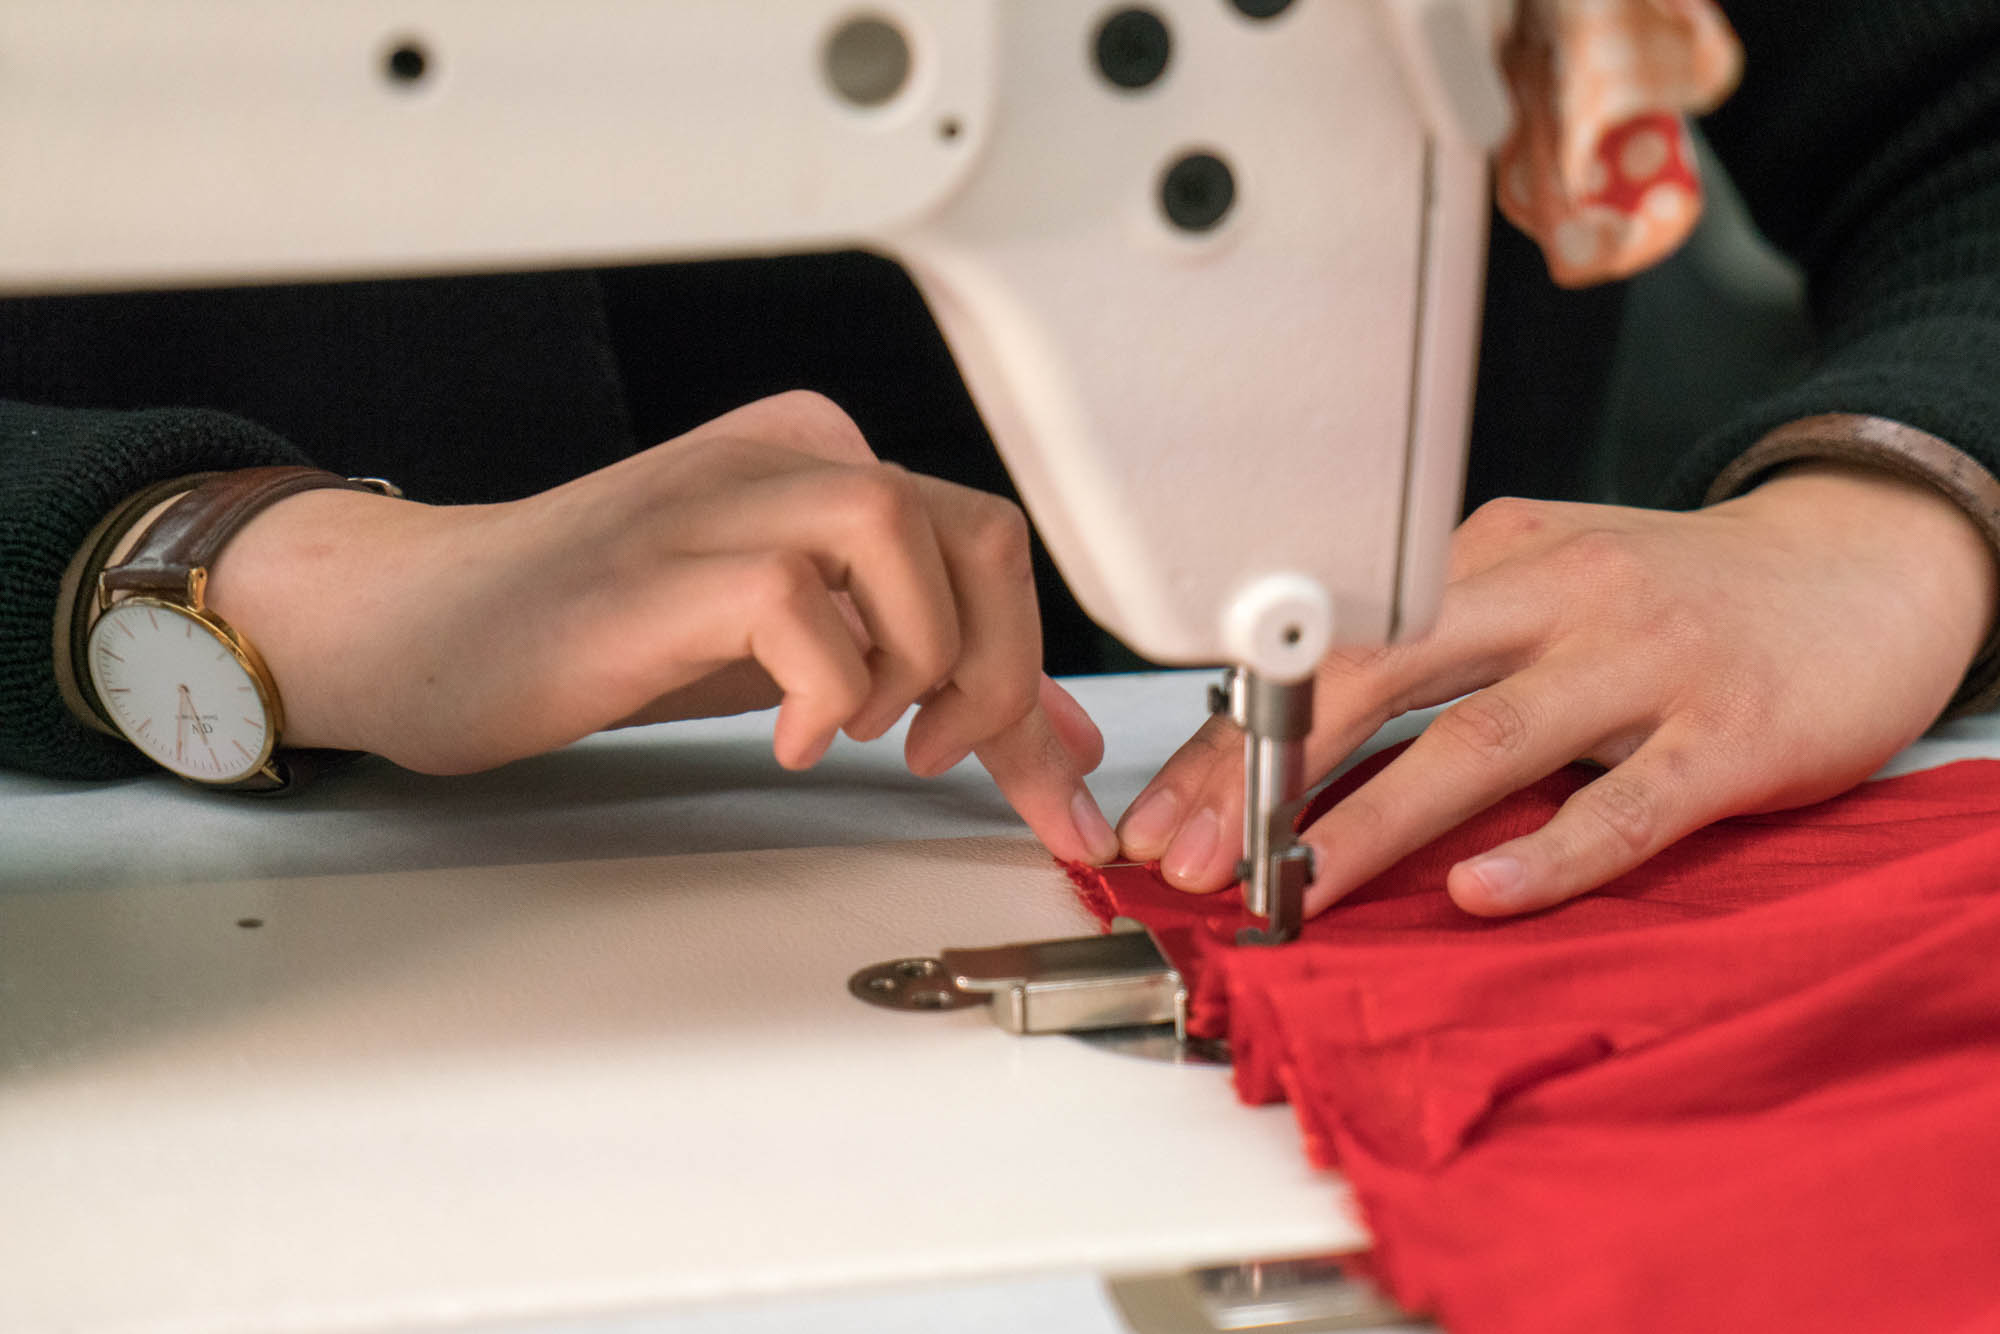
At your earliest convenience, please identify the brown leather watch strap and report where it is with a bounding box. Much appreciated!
[56,472,215,735]
[227,746,364,797]
[100,466,389,606]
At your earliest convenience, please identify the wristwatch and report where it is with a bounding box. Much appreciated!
[82,466,398,791]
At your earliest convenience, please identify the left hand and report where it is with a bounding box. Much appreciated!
[1115,464,2000,916]
[203,391,1119,863]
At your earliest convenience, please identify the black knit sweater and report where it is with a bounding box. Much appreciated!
[6,0,1999,780]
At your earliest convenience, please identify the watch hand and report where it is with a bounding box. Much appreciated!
[183,685,221,767]
[176,684,194,764]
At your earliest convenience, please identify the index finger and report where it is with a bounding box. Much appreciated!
[899,477,1044,775]
[974,676,1119,865]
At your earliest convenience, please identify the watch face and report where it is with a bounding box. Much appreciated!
[87,598,278,783]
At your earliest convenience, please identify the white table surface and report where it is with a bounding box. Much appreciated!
[0,673,1353,1334]
[5,672,1995,1334]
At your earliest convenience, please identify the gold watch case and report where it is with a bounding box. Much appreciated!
[85,594,285,785]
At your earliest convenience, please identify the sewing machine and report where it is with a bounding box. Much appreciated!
[0,2,1514,1328]
[1,0,1509,941]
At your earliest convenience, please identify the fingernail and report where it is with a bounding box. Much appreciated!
[793,730,835,770]
[1163,807,1221,889]
[848,698,908,744]
[1116,787,1180,858]
[1070,786,1120,864]
[844,714,890,744]
[1465,854,1525,902]
[913,744,971,779]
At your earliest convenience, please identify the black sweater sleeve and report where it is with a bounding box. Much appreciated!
[0,269,634,782]
[0,401,308,779]
[1666,0,2000,504]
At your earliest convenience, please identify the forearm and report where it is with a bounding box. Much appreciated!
[1687,6,1999,466]
[1676,4,2000,481]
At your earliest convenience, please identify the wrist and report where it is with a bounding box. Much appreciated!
[202,485,428,754]
[1711,414,2000,718]
[1726,460,2000,690]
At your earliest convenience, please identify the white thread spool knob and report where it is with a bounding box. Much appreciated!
[1223,573,1333,683]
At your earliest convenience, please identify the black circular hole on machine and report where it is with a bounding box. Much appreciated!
[1095,8,1172,90]
[1230,0,1297,19]
[384,41,430,85]
[1160,151,1236,232]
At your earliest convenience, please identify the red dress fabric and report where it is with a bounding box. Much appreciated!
[1067,748,2000,1334]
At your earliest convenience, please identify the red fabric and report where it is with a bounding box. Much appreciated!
[1068,747,2000,1333]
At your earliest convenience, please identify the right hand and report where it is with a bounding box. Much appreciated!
[204,390,1119,862]
[1114,470,2000,915]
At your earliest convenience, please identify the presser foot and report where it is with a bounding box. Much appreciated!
[1234,842,1315,947]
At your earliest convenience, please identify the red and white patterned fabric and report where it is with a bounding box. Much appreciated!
[1496,0,1743,286]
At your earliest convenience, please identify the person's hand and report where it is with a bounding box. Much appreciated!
[203,391,1120,863]
[1116,464,2000,915]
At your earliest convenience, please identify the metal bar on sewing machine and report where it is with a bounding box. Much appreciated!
[1228,669,1316,946]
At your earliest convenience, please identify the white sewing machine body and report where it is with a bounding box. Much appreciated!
[0,0,1508,679]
